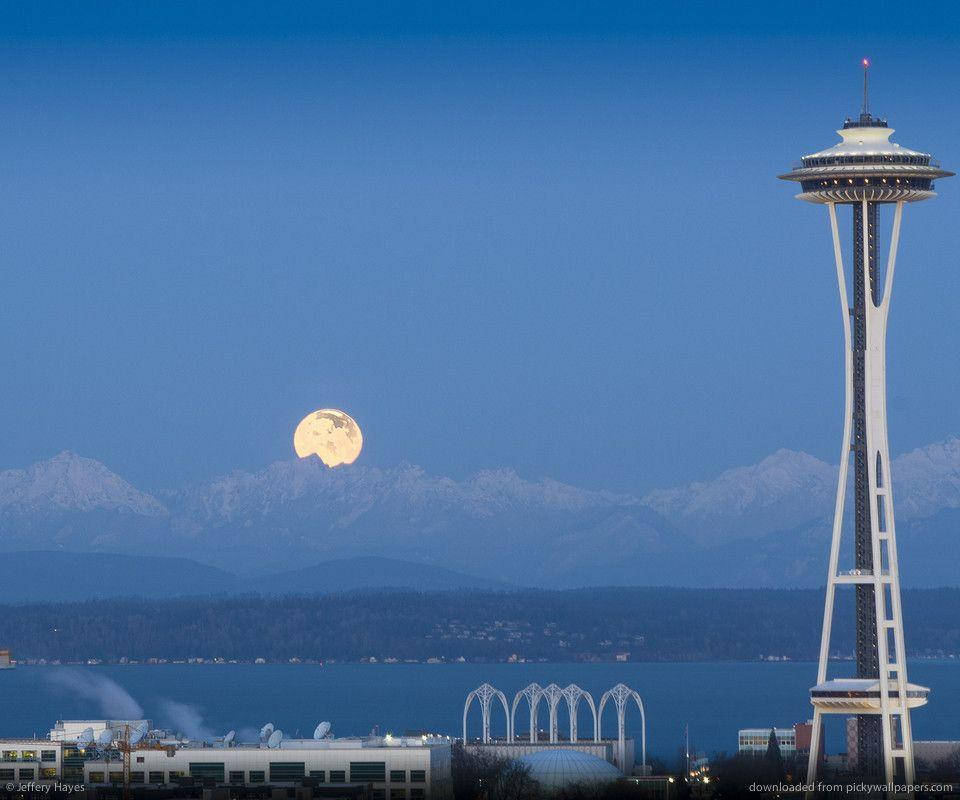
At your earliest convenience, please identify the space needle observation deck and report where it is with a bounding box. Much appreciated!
[779,111,953,203]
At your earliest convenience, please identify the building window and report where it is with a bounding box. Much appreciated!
[373,790,386,800]
[350,761,386,783]
[41,751,56,762]
[309,770,326,780]
[0,770,13,781]
[2,752,16,762]
[88,772,105,784]
[229,771,245,784]
[41,768,57,780]
[18,768,35,780]
[189,762,225,782]
[410,770,426,783]
[410,789,425,800]
[270,762,305,782]
[148,771,164,783]
[390,770,406,782]
[136,756,145,763]
[129,772,145,783]
[330,770,346,783]
[168,771,185,781]
[109,771,124,783]
[389,790,407,800]
[21,751,37,761]
[249,770,265,783]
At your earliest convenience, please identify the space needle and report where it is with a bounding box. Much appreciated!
[779,62,952,789]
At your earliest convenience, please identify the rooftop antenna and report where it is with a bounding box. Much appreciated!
[862,57,870,116]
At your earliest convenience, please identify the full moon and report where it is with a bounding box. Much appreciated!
[293,409,363,467]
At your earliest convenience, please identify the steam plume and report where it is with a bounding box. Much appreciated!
[47,670,144,718]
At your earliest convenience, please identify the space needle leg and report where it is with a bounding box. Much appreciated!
[807,202,854,794]
[868,201,916,793]
[820,201,854,685]
[807,708,823,786]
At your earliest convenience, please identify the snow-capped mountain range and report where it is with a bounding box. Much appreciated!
[3,440,960,588]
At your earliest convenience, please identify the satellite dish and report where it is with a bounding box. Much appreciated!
[76,728,94,746]
[129,722,148,746]
[259,723,274,742]
[313,722,331,740]
[267,730,283,749]
[96,729,113,748]
[223,730,236,746]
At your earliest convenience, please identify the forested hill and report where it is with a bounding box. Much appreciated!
[4,587,960,664]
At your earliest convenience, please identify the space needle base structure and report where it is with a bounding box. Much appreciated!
[779,70,952,793]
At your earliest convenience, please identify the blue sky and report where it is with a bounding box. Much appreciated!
[3,1,960,491]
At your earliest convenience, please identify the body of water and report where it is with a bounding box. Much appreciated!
[3,661,960,762]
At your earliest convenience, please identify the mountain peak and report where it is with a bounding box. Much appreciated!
[760,448,828,467]
[641,448,836,542]
[890,436,960,518]
[0,452,167,515]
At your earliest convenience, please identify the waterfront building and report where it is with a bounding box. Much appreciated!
[793,720,823,764]
[49,719,147,743]
[3,720,451,797]
[737,721,823,763]
[779,64,952,787]
[737,727,796,757]
[81,736,449,797]
[0,739,60,782]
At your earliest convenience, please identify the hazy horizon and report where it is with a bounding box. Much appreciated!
[9,431,960,494]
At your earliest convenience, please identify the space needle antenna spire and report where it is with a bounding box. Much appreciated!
[862,58,870,116]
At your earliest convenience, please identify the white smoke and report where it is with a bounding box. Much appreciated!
[158,700,214,741]
[45,671,221,742]
[47,670,144,718]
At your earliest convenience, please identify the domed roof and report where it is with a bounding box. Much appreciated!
[516,748,622,790]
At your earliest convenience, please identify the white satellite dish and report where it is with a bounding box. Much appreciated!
[76,728,94,746]
[96,729,113,748]
[313,721,331,740]
[267,730,283,749]
[223,730,236,746]
[259,723,274,742]
[129,722,148,746]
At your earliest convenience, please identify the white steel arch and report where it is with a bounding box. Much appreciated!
[509,683,543,744]
[462,683,510,744]
[540,684,564,743]
[598,683,646,770]
[561,684,598,743]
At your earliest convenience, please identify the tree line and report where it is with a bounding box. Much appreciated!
[4,587,960,662]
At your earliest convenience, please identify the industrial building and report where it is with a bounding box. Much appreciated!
[737,721,822,763]
[2,719,452,798]
[737,727,797,758]
[0,739,61,782]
